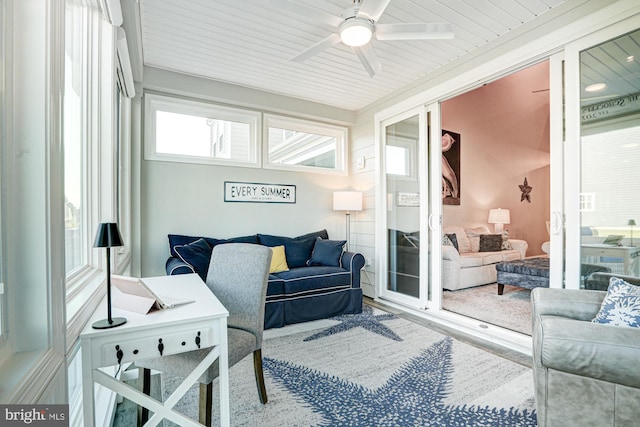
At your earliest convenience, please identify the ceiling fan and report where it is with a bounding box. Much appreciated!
[271,0,454,77]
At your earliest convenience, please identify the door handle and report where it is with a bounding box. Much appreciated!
[428,214,440,230]
[551,211,562,235]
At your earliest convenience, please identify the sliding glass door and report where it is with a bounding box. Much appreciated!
[378,107,436,310]
[565,23,640,289]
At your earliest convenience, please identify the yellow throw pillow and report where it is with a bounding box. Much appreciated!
[269,245,289,273]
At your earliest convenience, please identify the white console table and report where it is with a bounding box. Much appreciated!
[80,274,229,426]
[582,244,640,276]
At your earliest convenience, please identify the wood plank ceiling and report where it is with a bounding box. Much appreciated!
[138,0,579,111]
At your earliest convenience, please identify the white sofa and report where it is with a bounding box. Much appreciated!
[442,225,528,291]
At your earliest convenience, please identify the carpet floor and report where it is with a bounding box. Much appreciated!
[442,283,532,335]
[114,304,537,426]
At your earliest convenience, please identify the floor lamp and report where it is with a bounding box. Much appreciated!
[333,191,363,252]
[629,219,636,246]
[92,222,127,329]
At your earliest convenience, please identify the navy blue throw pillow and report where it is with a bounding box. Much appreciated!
[445,233,459,251]
[174,238,213,281]
[258,234,317,268]
[307,238,346,267]
[168,233,259,258]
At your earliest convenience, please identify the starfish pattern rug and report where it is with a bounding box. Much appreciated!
[124,306,537,427]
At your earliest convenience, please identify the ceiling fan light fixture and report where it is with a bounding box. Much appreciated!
[339,19,373,47]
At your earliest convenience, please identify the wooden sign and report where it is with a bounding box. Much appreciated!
[224,181,296,203]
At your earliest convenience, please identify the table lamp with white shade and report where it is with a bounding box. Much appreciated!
[333,191,363,251]
[488,208,511,234]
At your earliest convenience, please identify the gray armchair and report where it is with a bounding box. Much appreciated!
[138,243,272,426]
[531,287,640,427]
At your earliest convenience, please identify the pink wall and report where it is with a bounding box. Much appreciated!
[441,61,550,256]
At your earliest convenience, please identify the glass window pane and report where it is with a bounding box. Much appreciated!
[386,115,420,298]
[267,127,336,168]
[580,28,640,287]
[145,93,259,166]
[264,114,346,173]
[64,0,85,274]
[155,111,251,159]
[386,145,409,176]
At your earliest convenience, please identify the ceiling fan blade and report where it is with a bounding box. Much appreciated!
[356,0,391,22]
[291,33,342,63]
[269,0,343,28]
[353,44,382,77]
[375,23,455,40]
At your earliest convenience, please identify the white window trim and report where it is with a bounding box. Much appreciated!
[65,1,131,349]
[144,92,261,168]
[263,113,348,175]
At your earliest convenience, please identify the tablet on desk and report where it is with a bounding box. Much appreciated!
[112,275,195,314]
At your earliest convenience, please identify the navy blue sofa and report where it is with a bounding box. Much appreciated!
[164,229,365,329]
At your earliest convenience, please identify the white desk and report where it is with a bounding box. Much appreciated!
[582,244,640,275]
[80,274,229,427]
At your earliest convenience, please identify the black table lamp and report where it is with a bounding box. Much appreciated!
[92,222,127,329]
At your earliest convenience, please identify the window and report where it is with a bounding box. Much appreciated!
[62,0,127,313]
[264,114,347,174]
[64,0,87,276]
[385,136,416,180]
[145,93,260,167]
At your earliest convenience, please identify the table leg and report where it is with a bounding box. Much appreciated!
[218,318,230,427]
[82,342,96,427]
[139,368,151,425]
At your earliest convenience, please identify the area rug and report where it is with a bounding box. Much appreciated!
[442,284,532,335]
[144,305,537,427]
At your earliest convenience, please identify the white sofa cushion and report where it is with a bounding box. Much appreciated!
[458,249,521,268]
[464,226,491,252]
[443,225,472,253]
[459,253,484,268]
[502,250,522,262]
[482,252,504,264]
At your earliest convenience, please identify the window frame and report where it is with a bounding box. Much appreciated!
[64,0,130,340]
[144,92,261,168]
[263,113,348,175]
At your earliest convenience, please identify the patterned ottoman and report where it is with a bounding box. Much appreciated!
[495,257,549,295]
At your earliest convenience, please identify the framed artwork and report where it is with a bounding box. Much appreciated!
[442,129,461,205]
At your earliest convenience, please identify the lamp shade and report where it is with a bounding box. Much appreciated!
[94,222,124,248]
[488,208,511,225]
[629,219,636,226]
[333,191,363,212]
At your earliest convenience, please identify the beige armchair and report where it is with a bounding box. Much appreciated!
[531,287,640,426]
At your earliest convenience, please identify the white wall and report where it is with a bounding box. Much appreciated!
[137,67,358,276]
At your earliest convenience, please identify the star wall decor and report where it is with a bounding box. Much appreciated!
[519,177,532,203]
[263,337,538,426]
